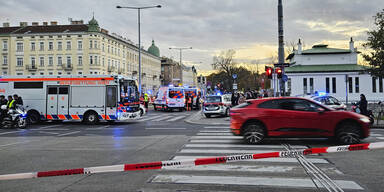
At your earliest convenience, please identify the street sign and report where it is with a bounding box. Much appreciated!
[232,74,237,79]
[274,63,290,67]
[282,75,288,82]
[233,83,238,90]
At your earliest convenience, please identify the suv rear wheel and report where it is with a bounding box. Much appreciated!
[336,122,361,144]
[243,123,265,144]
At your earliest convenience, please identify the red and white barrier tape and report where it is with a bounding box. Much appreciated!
[1,142,384,181]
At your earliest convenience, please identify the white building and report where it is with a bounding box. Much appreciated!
[182,65,197,87]
[285,38,383,102]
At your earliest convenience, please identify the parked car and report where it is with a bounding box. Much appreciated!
[203,94,231,118]
[230,97,370,145]
[308,95,347,110]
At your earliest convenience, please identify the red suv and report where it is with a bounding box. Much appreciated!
[230,97,370,145]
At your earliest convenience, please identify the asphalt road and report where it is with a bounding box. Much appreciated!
[0,109,384,192]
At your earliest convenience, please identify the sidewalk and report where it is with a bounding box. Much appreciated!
[185,110,230,126]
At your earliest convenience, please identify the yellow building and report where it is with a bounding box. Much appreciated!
[0,17,161,93]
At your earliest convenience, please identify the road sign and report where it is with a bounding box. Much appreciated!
[233,83,238,90]
[232,74,237,79]
[282,75,288,82]
[274,63,290,67]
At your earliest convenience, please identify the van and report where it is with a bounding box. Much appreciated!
[153,86,185,112]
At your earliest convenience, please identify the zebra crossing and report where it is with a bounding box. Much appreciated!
[136,114,188,122]
[146,126,365,191]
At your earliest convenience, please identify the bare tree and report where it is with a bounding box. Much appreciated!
[211,49,237,91]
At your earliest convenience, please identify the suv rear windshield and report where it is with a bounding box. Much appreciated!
[205,96,221,103]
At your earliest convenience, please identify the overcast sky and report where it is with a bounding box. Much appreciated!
[1,0,383,74]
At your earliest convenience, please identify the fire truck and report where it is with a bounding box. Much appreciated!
[0,75,142,124]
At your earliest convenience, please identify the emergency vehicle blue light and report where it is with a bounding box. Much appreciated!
[317,91,327,96]
[216,92,222,96]
[147,90,152,95]
[117,112,121,117]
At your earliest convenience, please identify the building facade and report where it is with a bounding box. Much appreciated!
[0,17,161,93]
[182,64,197,87]
[286,38,382,102]
[160,57,182,86]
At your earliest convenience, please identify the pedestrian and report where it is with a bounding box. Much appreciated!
[238,93,246,104]
[263,90,269,98]
[196,94,200,110]
[143,93,149,111]
[0,95,7,106]
[13,94,23,106]
[0,95,7,122]
[231,92,237,106]
[357,94,368,116]
[185,94,189,111]
[187,94,192,111]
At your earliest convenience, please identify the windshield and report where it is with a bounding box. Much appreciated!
[169,88,184,98]
[205,96,221,103]
[120,80,139,103]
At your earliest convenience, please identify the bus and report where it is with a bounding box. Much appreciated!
[0,75,142,124]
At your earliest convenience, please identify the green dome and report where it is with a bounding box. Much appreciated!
[148,40,160,57]
[88,16,99,32]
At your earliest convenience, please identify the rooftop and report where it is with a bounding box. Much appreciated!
[285,64,368,73]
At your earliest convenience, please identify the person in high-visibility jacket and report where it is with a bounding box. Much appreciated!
[6,95,15,110]
[144,93,149,110]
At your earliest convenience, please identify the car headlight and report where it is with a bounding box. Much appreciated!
[359,117,371,123]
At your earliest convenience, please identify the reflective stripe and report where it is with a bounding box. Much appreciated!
[71,115,80,120]
[57,115,66,120]
[46,115,53,120]
[101,115,106,120]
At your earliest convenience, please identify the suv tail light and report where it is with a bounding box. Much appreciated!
[218,103,224,106]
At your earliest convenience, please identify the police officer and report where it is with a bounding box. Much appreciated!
[6,95,15,110]
[144,93,149,110]
[0,95,7,121]
[13,94,23,106]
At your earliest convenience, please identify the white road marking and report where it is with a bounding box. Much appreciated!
[203,126,229,129]
[171,156,329,164]
[146,128,187,130]
[0,130,25,136]
[166,116,186,122]
[39,131,59,135]
[57,131,81,137]
[189,139,243,144]
[197,132,233,136]
[376,137,384,140]
[199,130,231,133]
[151,175,363,190]
[0,141,30,148]
[191,136,243,139]
[36,128,69,131]
[136,115,163,122]
[152,116,173,122]
[179,149,277,154]
[35,125,62,130]
[165,164,297,173]
[371,133,383,136]
[184,144,307,149]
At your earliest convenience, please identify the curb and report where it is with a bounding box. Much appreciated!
[184,111,230,126]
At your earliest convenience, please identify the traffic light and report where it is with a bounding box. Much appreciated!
[265,66,273,79]
[276,67,282,79]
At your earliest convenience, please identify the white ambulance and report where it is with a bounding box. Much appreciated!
[153,86,185,112]
[0,75,142,124]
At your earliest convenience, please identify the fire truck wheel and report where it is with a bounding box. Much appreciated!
[27,110,40,124]
[84,111,99,125]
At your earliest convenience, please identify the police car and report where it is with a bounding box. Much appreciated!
[202,94,232,118]
[305,93,346,110]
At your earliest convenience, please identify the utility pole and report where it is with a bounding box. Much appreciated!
[278,0,285,96]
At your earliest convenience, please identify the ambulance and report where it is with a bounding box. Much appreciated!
[0,75,142,124]
[153,86,185,111]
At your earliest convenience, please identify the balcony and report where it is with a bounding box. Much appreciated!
[63,64,73,71]
[26,65,38,71]
[107,66,115,72]
[1,64,8,69]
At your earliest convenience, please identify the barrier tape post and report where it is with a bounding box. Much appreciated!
[0,142,384,181]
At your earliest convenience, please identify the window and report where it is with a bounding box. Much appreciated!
[348,77,353,93]
[380,77,383,93]
[3,56,7,65]
[372,77,377,93]
[355,77,359,93]
[102,57,105,66]
[31,57,36,67]
[78,71,83,75]
[78,41,82,50]
[16,72,23,76]
[49,72,53,75]
[90,40,93,49]
[309,78,314,94]
[108,45,110,53]
[66,56,71,66]
[66,41,71,50]
[78,56,83,66]
[39,57,44,67]
[31,42,36,51]
[17,57,23,66]
[90,56,93,65]
[48,87,57,94]
[57,56,62,66]
[332,77,336,93]
[40,72,44,75]
[48,42,53,50]
[58,72,62,75]
[107,86,117,107]
[303,78,307,94]
[48,56,53,66]
[57,41,62,50]
[16,42,23,52]
[59,87,69,95]
[94,56,98,65]
[102,43,105,51]
[2,40,8,51]
[14,82,43,89]
[39,42,44,51]
[94,41,97,49]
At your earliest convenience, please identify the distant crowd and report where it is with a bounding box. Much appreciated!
[231,89,269,106]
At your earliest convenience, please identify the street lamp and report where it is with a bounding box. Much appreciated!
[169,47,192,85]
[116,4,161,97]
